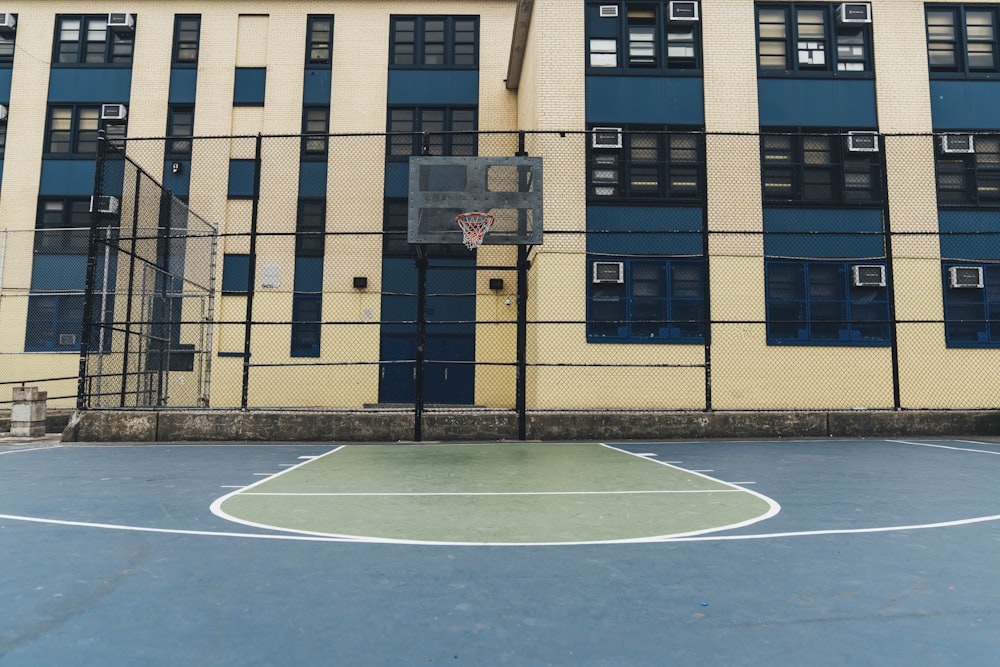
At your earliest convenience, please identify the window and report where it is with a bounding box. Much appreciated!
[942,262,1000,346]
[166,106,194,156]
[761,129,883,205]
[766,260,890,345]
[233,67,267,106]
[221,254,250,294]
[936,133,1000,206]
[227,159,256,199]
[390,16,478,67]
[302,107,329,158]
[307,15,334,66]
[0,14,16,65]
[383,198,468,258]
[54,15,134,65]
[24,295,86,352]
[172,15,200,66]
[757,4,872,75]
[296,199,326,258]
[387,107,476,159]
[587,258,705,343]
[290,295,322,357]
[588,125,704,201]
[34,198,91,255]
[587,1,702,73]
[927,6,999,76]
[0,119,6,158]
[45,105,104,155]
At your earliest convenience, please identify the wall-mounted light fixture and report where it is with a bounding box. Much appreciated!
[353,276,368,289]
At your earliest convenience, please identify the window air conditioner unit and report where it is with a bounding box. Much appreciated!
[837,3,872,24]
[592,127,623,149]
[90,195,120,214]
[852,264,886,287]
[107,13,134,33]
[599,5,619,18]
[941,134,975,154]
[669,1,700,21]
[0,104,7,122]
[58,333,77,346]
[847,131,879,152]
[101,103,128,121]
[593,261,625,284]
[949,266,984,289]
[0,13,15,33]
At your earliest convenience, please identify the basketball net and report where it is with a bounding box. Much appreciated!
[456,211,495,251]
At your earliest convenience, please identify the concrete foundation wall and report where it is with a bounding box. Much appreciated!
[57,409,1000,443]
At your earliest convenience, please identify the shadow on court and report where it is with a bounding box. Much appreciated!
[1,439,998,666]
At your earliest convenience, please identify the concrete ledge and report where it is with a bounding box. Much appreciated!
[56,408,1000,443]
[0,409,74,435]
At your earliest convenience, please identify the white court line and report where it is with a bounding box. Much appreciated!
[635,453,658,457]
[954,439,1000,447]
[887,439,1000,456]
[0,445,62,455]
[240,489,743,497]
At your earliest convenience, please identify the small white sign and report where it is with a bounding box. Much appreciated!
[261,264,281,289]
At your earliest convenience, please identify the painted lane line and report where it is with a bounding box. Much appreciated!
[728,482,756,485]
[220,486,244,489]
[692,469,714,473]
[887,439,1000,456]
[635,453,658,457]
[297,456,319,460]
[0,445,63,455]
[954,439,1000,447]
[239,489,744,497]
[252,473,276,476]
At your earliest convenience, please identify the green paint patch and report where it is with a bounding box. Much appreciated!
[217,443,777,544]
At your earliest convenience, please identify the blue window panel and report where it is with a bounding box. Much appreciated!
[221,254,250,293]
[765,260,891,346]
[293,257,324,293]
[0,159,4,191]
[303,68,332,104]
[24,293,85,352]
[384,162,410,198]
[763,208,885,259]
[39,160,97,195]
[48,69,132,103]
[227,159,256,198]
[939,210,1000,261]
[30,254,88,290]
[162,160,191,196]
[290,294,322,357]
[0,69,10,98]
[757,79,877,127]
[586,76,704,125]
[941,263,1000,348]
[100,158,125,195]
[168,68,198,104]
[587,257,706,343]
[387,70,479,105]
[233,67,266,106]
[929,81,1000,130]
[298,162,327,198]
[587,206,703,255]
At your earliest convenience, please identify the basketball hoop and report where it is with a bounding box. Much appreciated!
[455,211,495,251]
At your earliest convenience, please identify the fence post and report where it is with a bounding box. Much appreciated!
[882,133,902,410]
[77,132,108,410]
[241,134,263,410]
[414,253,428,441]
[515,131,529,440]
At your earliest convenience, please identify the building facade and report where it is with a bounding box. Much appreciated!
[1,0,999,412]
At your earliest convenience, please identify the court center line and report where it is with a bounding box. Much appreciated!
[887,439,1000,456]
[239,489,743,497]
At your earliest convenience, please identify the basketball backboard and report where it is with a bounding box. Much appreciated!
[407,156,543,246]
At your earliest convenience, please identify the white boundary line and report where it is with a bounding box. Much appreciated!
[887,439,1000,456]
[240,489,744,497]
[0,445,62,455]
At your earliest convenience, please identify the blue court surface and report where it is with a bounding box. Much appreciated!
[1,438,998,666]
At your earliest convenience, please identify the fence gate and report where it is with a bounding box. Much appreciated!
[77,139,218,409]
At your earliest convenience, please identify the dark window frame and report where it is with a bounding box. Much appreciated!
[587,124,706,203]
[926,5,1000,78]
[306,15,334,66]
[221,253,250,294]
[386,106,478,160]
[301,106,329,160]
[760,128,885,206]
[390,15,479,68]
[44,104,126,157]
[296,198,326,258]
[942,262,1000,347]
[585,1,703,75]
[0,13,17,66]
[586,257,707,344]
[172,15,201,67]
[53,14,134,66]
[290,294,322,357]
[166,105,194,157]
[765,259,891,346]
[756,3,874,78]
[935,132,1000,207]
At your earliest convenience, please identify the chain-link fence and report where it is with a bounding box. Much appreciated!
[5,129,1000,433]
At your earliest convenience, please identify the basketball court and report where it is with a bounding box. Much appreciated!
[2,437,998,665]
